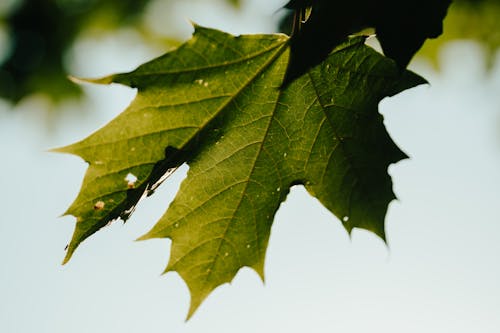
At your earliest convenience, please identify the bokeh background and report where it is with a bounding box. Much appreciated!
[1,1,499,332]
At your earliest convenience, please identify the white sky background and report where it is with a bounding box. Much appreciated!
[0,0,499,332]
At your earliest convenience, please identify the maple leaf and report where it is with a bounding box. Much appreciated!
[55,26,425,317]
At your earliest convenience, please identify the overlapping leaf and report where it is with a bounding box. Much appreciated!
[282,0,451,83]
[56,26,425,317]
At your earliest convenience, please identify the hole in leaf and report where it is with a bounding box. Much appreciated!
[124,173,138,189]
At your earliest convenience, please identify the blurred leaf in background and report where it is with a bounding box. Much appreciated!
[419,0,500,68]
[0,0,153,103]
[0,0,241,105]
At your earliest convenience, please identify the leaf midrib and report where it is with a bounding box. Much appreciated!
[168,46,289,288]
[124,38,287,78]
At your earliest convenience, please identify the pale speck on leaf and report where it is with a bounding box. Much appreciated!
[93,201,105,210]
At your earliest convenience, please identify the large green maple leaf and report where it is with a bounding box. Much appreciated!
[55,26,425,317]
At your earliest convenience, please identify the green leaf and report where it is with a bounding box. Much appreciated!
[55,25,425,317]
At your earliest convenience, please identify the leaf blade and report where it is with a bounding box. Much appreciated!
[55,27,289,263]
[58,26,425,317]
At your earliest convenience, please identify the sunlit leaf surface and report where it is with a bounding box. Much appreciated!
[56,26,425,317]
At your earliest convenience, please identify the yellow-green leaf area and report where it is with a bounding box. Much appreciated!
[57,26,425,317]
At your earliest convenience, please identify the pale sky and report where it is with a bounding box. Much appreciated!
[1,1,499,332]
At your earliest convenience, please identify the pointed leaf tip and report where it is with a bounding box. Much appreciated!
[48,143,77,155]
[62,242,77,265]
[68,75,115,85]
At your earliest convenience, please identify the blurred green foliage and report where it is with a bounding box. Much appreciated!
[0,0,241,104]
[0,0,496,105]
[0,0,155,103]
[419,0,500,68]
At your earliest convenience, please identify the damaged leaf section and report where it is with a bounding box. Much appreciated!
[54,26,289,264]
